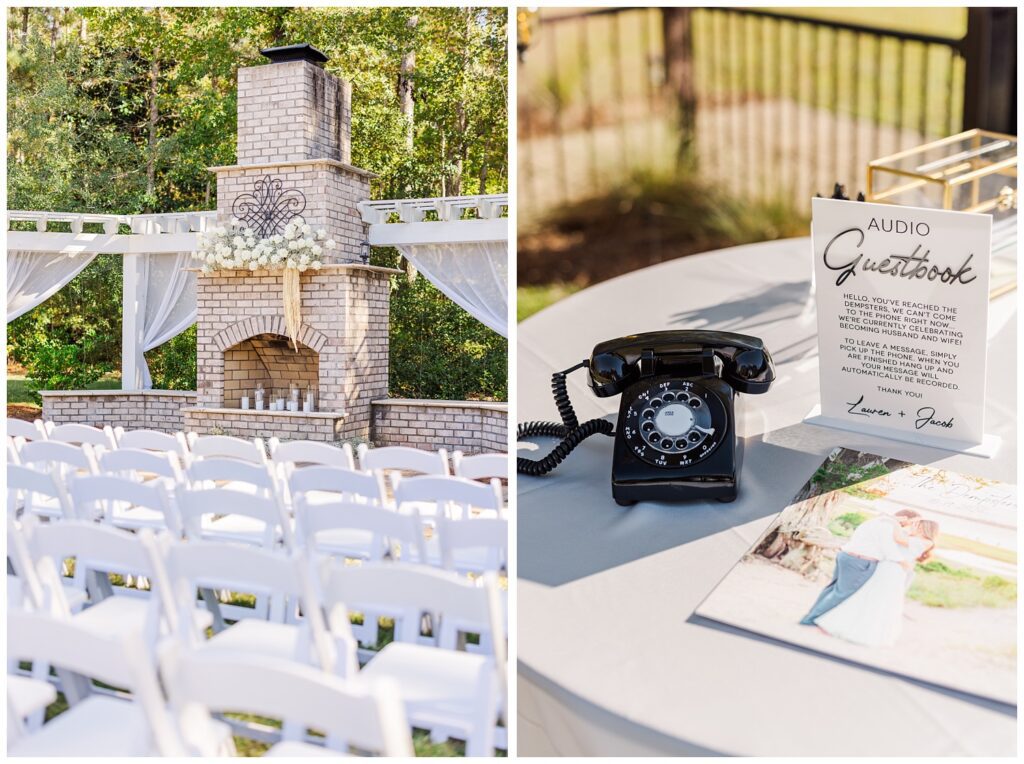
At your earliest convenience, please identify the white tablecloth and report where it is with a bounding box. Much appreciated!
[516,238,1016,756]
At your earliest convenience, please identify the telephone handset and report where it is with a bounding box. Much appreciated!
[518,330,776,505]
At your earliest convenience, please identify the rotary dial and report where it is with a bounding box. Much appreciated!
[620,379,727,468]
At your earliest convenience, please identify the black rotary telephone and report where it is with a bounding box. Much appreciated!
[518,330,776,505]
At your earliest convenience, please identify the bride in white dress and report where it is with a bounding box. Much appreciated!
[817,520,937,648]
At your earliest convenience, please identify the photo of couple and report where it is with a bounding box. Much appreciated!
[696,448,1016,705]
[800,509,937,647]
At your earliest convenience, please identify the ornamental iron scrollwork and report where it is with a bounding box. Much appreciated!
[231,175,307,238]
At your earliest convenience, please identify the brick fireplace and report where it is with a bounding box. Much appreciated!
[180,44,400,442]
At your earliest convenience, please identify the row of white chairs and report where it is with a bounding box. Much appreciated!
[6,419,508,482]
[9,448,507,576]
[8,516,505,756]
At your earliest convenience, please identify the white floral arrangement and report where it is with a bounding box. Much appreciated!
[193,217,336,273]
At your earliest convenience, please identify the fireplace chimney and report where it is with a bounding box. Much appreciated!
[236,42,352,165]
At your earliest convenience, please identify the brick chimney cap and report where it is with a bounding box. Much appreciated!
[259,43,329,67]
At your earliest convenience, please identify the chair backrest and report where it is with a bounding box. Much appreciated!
[452,451,508,481]
[357,444,450,476]
[7,463,75,520]
[31,519,156,582]
[174,486,293,549]
[288,465,387,505]
[115,428,189,456]
[161,539,332,662]
[6,418,46,442]
[295,495,427,563]
[269,438,356,471]
[47,423,118,450]
[69,474,180,535]
[186,433,266,464]
[320,562,503,661]
[7,610,184,756]
[99,448,185,484]
[436,515,508,573]
[394,475,503,518]
[19,440,99,474]
[160,650,411,756]
[185,457,277,492]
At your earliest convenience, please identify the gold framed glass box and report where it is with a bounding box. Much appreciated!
[866,129,1017,219]
[866,129,1017,297]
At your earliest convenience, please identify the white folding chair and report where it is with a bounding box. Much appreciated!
[6,610,184,756]
[160,650,412,757]
[46,423,118,451]
[434,515,509,575]
[394,474,504,520]
[175,483,293,550]
[157,536,340,670]
[452,451,509,481]
[294,494,427,564]
[114,427,190,457]
[321,562,506,757]
[16,441,98,519]
[357,444,450,494]
[8,514,87,615]
[70,474,181,537]
[28,521,212,649]
[6,418,47,442]
[7,463,75,522]
[269,437,356,471]
[288,464,388,506]
[98,447,185,493]
[186,433,266,464]
[358,444,451,474]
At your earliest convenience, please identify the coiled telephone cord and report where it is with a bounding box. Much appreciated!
[517,361,615,476]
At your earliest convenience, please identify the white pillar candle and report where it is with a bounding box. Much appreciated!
[241,395,250,410]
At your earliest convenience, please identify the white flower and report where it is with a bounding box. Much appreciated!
[301,224,311,236]
[316,229,327,241]
[287,258,297,269]
[230,217,241,227]
[325,239,336,250]
[311,261,322,270]
[311,244,322,256]
[249,261,259,271]
[277,248,288,258]
[272,234,283,244]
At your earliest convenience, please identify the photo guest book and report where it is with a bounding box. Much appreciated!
[807,198,995,454]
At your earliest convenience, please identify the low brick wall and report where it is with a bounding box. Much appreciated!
[370,399,507,454]
[181,407,348,442]
[40,390,197,433]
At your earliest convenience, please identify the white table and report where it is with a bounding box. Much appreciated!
[516,238,1016,756]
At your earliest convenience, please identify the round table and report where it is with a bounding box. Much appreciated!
[516,238,1016,756]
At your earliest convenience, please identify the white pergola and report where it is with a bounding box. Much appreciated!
[6,194,509,391]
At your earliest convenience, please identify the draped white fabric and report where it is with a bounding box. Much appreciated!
[396,241,508,337]
[138,252,197,388]
[6,250,99,322]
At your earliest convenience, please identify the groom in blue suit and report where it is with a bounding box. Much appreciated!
[800,509,920,626]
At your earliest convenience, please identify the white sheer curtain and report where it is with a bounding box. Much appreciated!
[138,251,197,388]
[396,241,508,337]
[6,250,99,322]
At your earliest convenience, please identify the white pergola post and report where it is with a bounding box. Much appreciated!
[121,252,145,390]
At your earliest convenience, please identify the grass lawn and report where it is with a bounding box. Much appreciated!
[908,558,1017,609]
[518,283,582,322]
[6,374,122,419]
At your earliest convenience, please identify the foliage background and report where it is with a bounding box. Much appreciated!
[6,6,507,401]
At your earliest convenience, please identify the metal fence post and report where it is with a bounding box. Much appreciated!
[962,7,1017,133]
